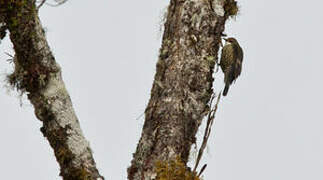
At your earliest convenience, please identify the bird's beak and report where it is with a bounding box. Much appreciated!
[223,38,228,41]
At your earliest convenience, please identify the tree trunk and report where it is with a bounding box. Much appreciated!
[128,0,228,179]
[0,1,103,179]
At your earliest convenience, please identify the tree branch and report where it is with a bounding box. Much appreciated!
[128,0,227,179]
[0,1,103,179]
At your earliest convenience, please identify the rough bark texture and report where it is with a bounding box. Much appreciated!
[128,0,227,179]
[0,1,103,179]
[0,10,6,41]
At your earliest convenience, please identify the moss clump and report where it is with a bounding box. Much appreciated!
[205,55,216,68]
[67,167,94,180]
[7,57,51,94]
[224,0,239,19]
[155,157,201,180]
[159,39,173,60]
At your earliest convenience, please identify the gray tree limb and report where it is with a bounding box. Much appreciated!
[0,1,103,179]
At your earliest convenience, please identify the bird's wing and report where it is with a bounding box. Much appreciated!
[238,45,243,62]
[234,58,242,78]
[220,44,234,71]
[233,45,243,78]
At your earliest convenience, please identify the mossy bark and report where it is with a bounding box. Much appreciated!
[0,1,103,179]
[128,0,227,179]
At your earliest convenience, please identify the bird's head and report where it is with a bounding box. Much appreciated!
[224,37,238,44]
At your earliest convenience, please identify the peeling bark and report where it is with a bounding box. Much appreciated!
[128,0,227,179]
[0,1,103,179]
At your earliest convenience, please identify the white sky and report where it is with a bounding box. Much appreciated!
[0,0,323,179]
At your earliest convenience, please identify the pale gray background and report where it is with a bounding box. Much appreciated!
[1,0,323,179]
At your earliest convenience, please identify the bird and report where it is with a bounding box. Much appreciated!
[219,37,243,96]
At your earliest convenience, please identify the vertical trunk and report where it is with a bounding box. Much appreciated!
[0,1,103,179]
[128,0,228,179]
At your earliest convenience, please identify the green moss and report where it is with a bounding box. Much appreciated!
[160,48,169,58]
[10,17,18,27]
[205,56,215,67]
[0,0,36,30]
[56,147,74,165]
[7,61,51,94]
[224,0,240,19]
[159,39,173,60]
[155,157,202,180]
[75,168,93,180]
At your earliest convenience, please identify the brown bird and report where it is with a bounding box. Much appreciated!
[220,37,243,96]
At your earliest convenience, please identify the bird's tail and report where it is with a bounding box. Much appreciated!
[223,84,230,96]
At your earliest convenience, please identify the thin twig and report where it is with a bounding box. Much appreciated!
[193,92,222,173]
[198,164,207,177]
[4,52,13,58]
[135,112,144,120]
[4,52,14,63]
[46,0,68,7]
[37,0,47,10]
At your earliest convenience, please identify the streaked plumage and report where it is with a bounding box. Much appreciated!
[220,37,243,96]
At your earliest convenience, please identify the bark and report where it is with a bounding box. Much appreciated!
[128,0,228,179]
[0,12,6,41]
[0,1,103,179]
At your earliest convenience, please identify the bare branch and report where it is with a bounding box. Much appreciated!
[193,92,222,173]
